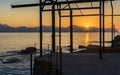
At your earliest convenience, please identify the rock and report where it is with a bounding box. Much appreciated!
[18,47,37,54]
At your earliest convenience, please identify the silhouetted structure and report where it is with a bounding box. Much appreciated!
[11,0,120,75]
[11,0,118,59]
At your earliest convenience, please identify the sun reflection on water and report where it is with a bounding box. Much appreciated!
[85,33,89,46]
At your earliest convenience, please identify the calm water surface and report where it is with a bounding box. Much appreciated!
[0,32,119,52]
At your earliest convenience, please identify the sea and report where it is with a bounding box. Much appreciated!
[0,32,119,75]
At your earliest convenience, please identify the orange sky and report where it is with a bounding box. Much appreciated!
[0,0,120,31]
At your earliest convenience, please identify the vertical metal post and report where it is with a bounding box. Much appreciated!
[47,44,50,75]
[48,44,50,63]
[30,54,32,75]
[102,0,105,49]
[99,0,102,59]
[59,4,61,58]
[50,49,52,75]
[114,24,115,38]
[52,5,56,52]
[110,1,114,47]
[56,46,58,75]
[59,47,62,75]
[40,0,43,57]
[70,10,73,53]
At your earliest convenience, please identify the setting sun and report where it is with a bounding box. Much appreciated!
[86,25,89,28]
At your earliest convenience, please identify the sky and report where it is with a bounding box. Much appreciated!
[0,0,120,31]
[0,0,39,27]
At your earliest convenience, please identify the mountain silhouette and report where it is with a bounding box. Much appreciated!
[0,23,118,32]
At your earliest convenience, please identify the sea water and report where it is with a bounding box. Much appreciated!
[0,53,31,75]
[0,32,116,52]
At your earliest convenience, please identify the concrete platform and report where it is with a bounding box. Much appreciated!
[34,53,120,75]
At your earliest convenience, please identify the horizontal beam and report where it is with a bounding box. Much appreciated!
[61,14,100,17]
[42,7,100,11]
[105,15,120,16]
[11,0,114,8]
[61,14,120,17]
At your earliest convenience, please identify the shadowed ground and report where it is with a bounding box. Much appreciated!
[61,53,120,75]
[34,53,120,75]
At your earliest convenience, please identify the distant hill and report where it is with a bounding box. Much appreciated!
[0,24,118,32]
[0,24,39,32]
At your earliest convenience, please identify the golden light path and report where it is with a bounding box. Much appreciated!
[85,33,89,46]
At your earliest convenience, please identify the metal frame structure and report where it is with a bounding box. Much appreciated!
[11,0,120,75]
[11,0,118,59]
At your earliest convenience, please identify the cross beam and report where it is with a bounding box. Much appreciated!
[11,0,114,8]
[42,7,100,11]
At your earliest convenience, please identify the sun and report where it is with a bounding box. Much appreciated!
[86,25,89,28]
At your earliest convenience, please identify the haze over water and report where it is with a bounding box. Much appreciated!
[0,32,118,52]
